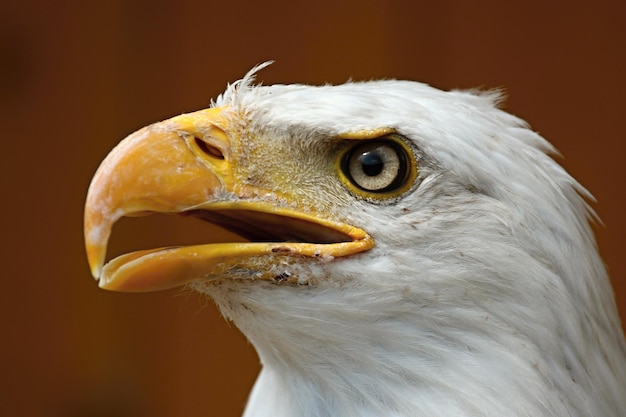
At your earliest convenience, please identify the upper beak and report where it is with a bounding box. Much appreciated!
[84,107,373,292]
[84,108,230,281]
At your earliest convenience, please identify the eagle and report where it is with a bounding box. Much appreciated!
[84,64,626,417]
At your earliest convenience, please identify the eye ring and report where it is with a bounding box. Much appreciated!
[339,135,417,199]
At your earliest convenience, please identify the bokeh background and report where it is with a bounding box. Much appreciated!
[1,1,624,416]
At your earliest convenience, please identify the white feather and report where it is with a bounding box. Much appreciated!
[192,68,626,417]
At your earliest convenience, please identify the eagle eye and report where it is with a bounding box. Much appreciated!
[339,135,417,199]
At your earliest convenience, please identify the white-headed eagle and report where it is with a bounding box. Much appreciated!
[84,64,626,417]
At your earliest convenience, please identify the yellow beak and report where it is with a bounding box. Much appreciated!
[84,107,373,292]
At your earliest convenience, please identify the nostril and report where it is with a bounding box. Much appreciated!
[195,137,225,160]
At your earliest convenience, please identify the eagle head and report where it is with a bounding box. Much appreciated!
[84,65,626,417]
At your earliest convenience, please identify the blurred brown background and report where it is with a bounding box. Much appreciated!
[1,1,624,416]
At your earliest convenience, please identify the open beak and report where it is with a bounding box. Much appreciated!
[84,107,373,292]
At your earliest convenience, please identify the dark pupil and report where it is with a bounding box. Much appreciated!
[359,151,383,176]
